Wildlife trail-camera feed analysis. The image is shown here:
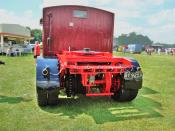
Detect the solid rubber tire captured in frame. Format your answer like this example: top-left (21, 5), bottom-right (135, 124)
top-left (37, 88), bottom-right (48, 106)
top-left (112, 89), bottom-right (138, 102)
top-left (128, 89), bottom-right (138, 101)
top-left (48, 88), bottom-right (59, 106)
top-left (77, 76), bottom-right (86, 94)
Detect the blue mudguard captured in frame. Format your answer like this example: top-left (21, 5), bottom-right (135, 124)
top-left (124, 57), bottom-right (143, 90)
top-left (125, 57), bottom-right (140, 67)
top-left (36, 56), bottom-right (60, 89)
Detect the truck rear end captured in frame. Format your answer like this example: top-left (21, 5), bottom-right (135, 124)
top-left (36, 5), bottom-right (143, 106)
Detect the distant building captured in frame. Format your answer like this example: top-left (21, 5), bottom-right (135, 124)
top-left (151, 44), bottom-right (164, 52)
top-left (0, 24), bottom-right (32, 54)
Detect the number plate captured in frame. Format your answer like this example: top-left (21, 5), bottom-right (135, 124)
top-left (124, 71), bottom-right (143, 80)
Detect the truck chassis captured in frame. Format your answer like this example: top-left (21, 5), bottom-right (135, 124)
top-left (36, 5), bottom-right (143, 106)
top-left (36, 50), bottom-right (142, 106)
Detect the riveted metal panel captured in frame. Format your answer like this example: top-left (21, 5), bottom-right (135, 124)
top-left (42, 5), bottom-right (114, 56)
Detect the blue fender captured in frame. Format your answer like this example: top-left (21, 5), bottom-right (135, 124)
top-left (129, 58), bottom-right (140, 67)
top-left (124, 57), bottom-right (141, 70)
top-left (123, 57), bottom-right (143, 90)
top-left (36, 56), bottom-right (60, 89)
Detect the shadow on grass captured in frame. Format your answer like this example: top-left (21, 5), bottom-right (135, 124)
top-left (41, 87), bottom-right (163, 124)
top-left (0, 95), bottom-right (32, 104)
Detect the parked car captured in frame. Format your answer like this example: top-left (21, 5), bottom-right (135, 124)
top-left (29, 43), bottom-right (35, 52)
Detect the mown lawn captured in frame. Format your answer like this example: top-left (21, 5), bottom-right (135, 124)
top-left (0, 53), bottom-right (175, 131)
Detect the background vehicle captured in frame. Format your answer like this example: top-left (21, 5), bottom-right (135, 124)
top-left (128, 44), bottom-right (143, 54)
top-left (36, 5), bottom-right (143, 106)
top-left (28, 43), bottom-right (35, 52)
top-left (0, 41), bottom-right (32, 55)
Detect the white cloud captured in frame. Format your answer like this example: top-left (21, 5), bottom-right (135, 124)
top-left (152, 0), bottom-right (165, 5)
top-left (116, 21), bottom-right (142, 35)
top-left (41, 0), bottom-right (175, 44)
top-left (0, 9), bottom-right (40, 29)
top-left (148, 8), bottom-right (175, 25)
top-left (113, 0), bottom-right (165, 11)
top-left (145, 23), bottom-right (175, 44)
top-left (93, 0), bottom-right (113, 5)
top-left (24, 10), bottom-right (33, 18)
top-left (117, 10), bottom-right (140, 18)
top-left (1, 0), bottom-right (173, 44)
top-left (145, 8), bottom-right (175, 43)
top-left (116, 20), bottom-right (175, 44)
top-left (42, 0), bottom-right (89, 7)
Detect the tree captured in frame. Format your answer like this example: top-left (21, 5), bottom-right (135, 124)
top-left (117, 34), bottom-right (128, 45)
top-left (117, 32), bottom-right (153, 45)
top-left (30, 29), bottom-right (42, 43)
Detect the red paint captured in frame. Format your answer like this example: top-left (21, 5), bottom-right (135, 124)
top-left (42, 5), bottom-right (114, 56)
top-left (86, 93), bottom-right (114, 96)
top-left (57, 50), bottom-right (133, 96)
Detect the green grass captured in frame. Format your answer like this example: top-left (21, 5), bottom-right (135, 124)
top-left (0, 53), bottom-right (175, 131)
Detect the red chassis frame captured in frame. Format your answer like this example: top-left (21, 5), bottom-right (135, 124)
top-left (57, 51), bottom-right (133, 96)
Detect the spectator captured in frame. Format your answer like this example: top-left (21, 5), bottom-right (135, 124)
top-left (6, 46), bottom-right (13, 56)
top-left (123, 46), bottom-right (126, 54)
top-left (158, 48), bottom-right (161, 55)
top-left (165, 48), bottom-right (168, 55)
top-left (34, 41), bottom-right (41, 63)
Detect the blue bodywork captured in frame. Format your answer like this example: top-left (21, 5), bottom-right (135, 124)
top-left (124, 57), bottom-right (143, 89)
top-left (128, 44), bottom-right (142, 53)
top-left (124, 57), bottom-right (143, 78)
top-left (36, 56), bottom-right (60, 89)
top-left (125, 57), bottom-right (140, 67)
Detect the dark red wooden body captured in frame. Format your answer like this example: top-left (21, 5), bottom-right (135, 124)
top-left (42, 5), bottom-right (114, 56)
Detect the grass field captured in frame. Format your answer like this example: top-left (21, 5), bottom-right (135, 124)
top-left (0, 53), bottom-right (175, 131)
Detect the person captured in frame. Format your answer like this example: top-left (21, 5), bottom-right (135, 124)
top-left (158, 48), bottom-right (161, 55)
top-left (173, 49), bottom-right (175, 55)
top-left (170, 49), bottom-right (174, 55)
top-left (165, 48), bottom-right (168, 55)
top-left (146, 48), bottom-right (151, 55)
top-left (14, 48), bottom-right (21, 56)
top-left (34, 41), bottom-right (40, 63)
top-left (123, 46), bottom-right (126, 54)
top-left (6, 46), bottom-right (13, 56)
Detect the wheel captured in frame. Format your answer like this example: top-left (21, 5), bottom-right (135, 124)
top-left (36, 87), bottom-right (47, 106)
top-left (76, 75), bottom-right (86, 95)
top-left (65, 74), bottom-right (86, 96)
top-left (65, 75), bottom-right (73, 97)
top-left (48, 88), bottom-right (59, 106)
top-left (112, 89), bottom-right (138, 102)
top-left (111, 76), bottom-right (139, 102)
top-left (128, 89), bottom-right (138, 101)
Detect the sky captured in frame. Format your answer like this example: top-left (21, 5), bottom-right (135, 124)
top-left (0, 0), bottom-right (175, 44)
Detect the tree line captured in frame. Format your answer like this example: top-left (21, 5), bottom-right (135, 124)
top-left (116, 32), bottom-right (153, 45)
top-left (115, 32), bottom-right (175, 48)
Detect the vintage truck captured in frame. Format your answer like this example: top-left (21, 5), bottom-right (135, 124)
top-left (36, 5), bottom-right (143, 106)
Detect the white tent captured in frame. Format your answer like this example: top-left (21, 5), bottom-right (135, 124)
top-left (0, 24), bottom-right (32, 54)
